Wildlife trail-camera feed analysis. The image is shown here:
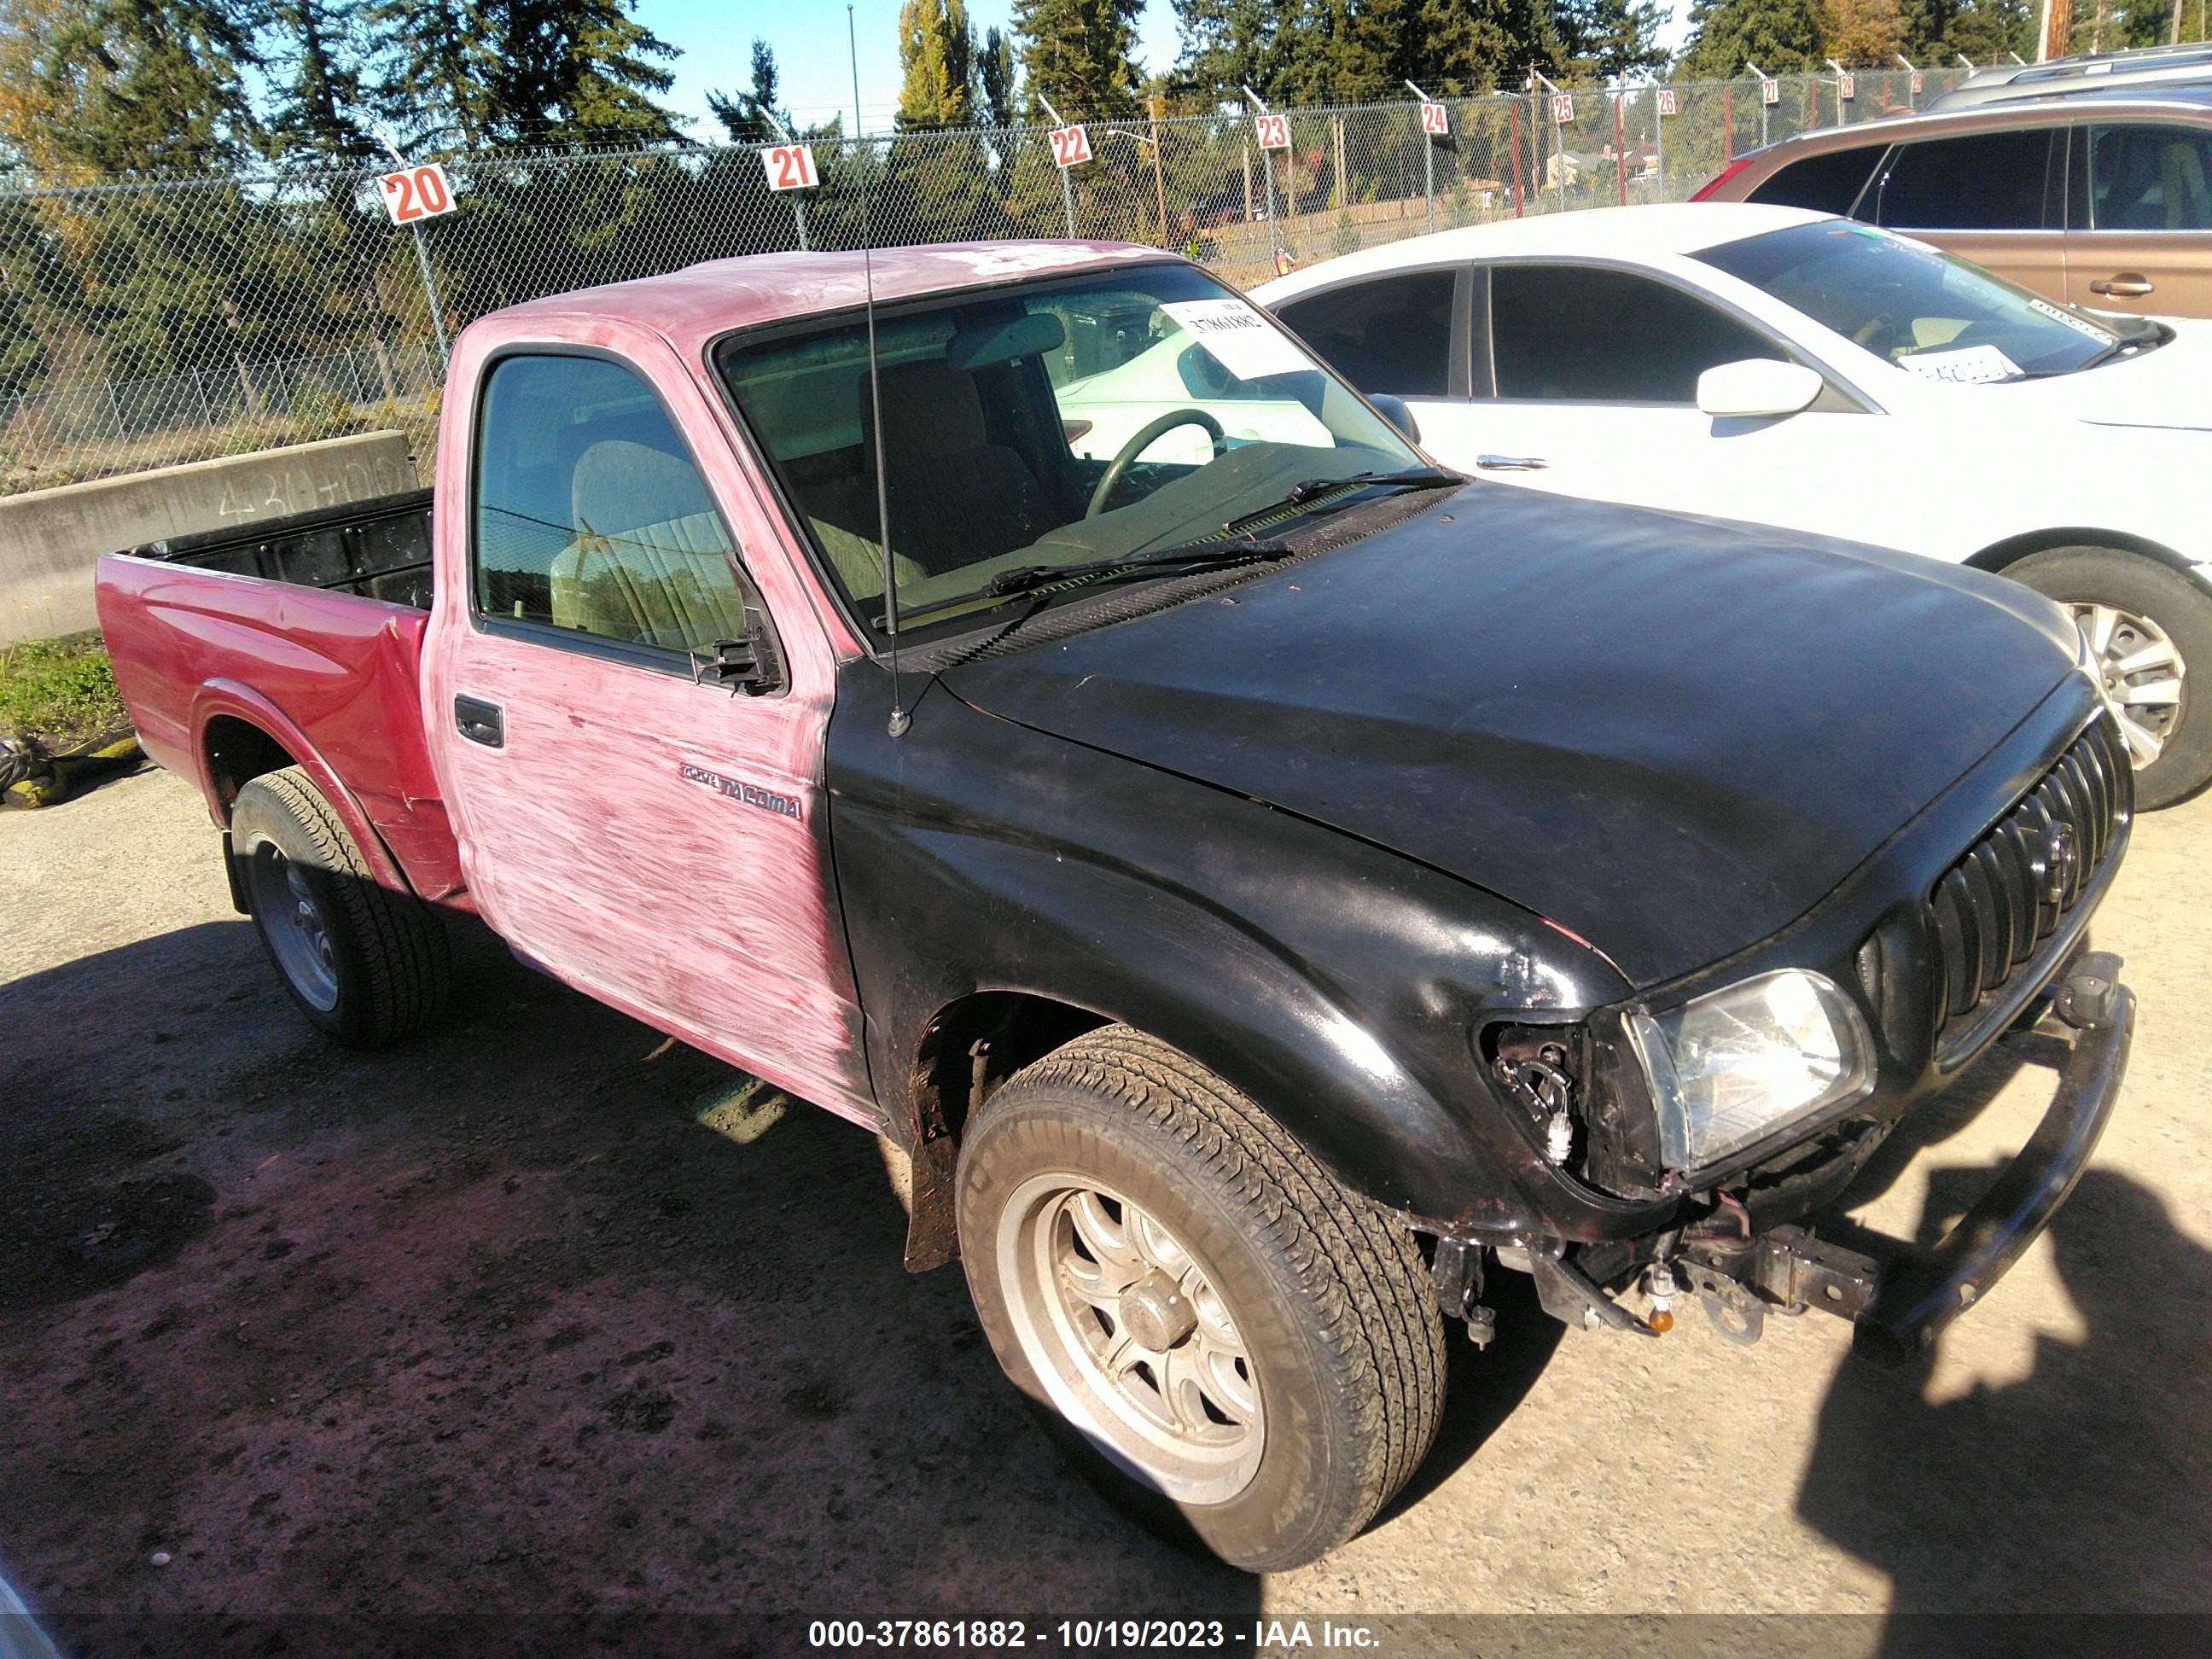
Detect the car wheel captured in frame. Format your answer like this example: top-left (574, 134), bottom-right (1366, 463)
top-left (954, 1025), bottom-right (1445, 1572)
top-left (230, 765), bottom-right (453, 1046)
top-left (2009, 546), bottom-right (2210, 811)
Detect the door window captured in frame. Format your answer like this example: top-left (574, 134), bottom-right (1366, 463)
top-left (472, 353), bottom-right (753, 655)
top-left (1876, 130), bottom-right (2055, 230)
top-left (2083, 124), bottom-right (2212, 230)
top-left (1744, 144), bottom-right (1889, 216)
top-left (1488, 265), bottom-right (1785, 403)
top-left (1272, 269), bottom-right (1457, 397)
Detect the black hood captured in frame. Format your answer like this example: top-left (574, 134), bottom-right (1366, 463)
top-left (940, 485), bottom-right (2079, 989)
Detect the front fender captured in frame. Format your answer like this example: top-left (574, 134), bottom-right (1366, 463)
top-left (829, 674), bottom-right (1662, 1243)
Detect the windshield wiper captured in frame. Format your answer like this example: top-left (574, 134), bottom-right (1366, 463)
top-left (984, 536), bottom-right (1289, 597)
top-left (1220, 467), bottom-right (1463, 535)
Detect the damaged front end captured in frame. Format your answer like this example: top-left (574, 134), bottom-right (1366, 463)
top-left (1456, 948), bottom-right (2133, 1365)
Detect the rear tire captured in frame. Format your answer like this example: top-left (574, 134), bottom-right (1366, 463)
top-left (230, 766), bottom-right (452, 1047)
top-left (954, 1025), bottom-right (1445, 1572)
top-left (2007, 545), bottom-right (2210, 810)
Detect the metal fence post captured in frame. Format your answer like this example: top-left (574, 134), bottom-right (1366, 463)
top-left (190, 368), bottom-right (212, 430)
top-left (408, 224), bottom-right (451, 363)
top-left (1406, 81), bottom-right (1436, 233)
top-left (1243, 86), bottom-right (1279, 269)
top-left (1509, 100), bottom-right (1524, 218)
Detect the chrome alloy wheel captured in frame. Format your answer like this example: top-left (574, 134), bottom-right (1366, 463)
top-left (2072, 601), bottom-right (2187, 769)
top-left (997, 1175), bottom-right (1264, 1505)
top-left (247, 845), bottom-right (341, 1012)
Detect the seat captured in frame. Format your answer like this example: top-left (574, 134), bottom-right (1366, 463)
top-left (2159, 137), bottom-right (2210, 230)
top-left (550, 439), bottom-right (752, 649)
top-left (861, 358), bottom-right (1059, 573)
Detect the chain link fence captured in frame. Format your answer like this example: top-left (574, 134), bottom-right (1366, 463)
top-left (0, 67), bottom-right (1973, 498)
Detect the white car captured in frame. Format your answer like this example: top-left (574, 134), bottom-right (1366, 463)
top-left (1255, 203), bottom-right (2212, 807)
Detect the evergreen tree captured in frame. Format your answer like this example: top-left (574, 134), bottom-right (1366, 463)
top-left (979, 25), bottom-right (1019, 127)
top-left (1011, 0), bottom-right (1144, 119)
top-left (1822, 0), bottom-right (1907, 61)
top-left (895, 0), bottom-right (978, 129)
top-left (266, 0), bottom-right (375, 160)
top-left (707, 38), bottom-right (791, 143)
top-left (0, 0), bottom-right (265, 178)
top-left (1173, 0), bottom-right (1563, 106)
top-left (1677, 0), bottom-right (1827, 76)
top-left (1557, 0), bottom-right (1670, 79)
top-left (371, 1), bottom-right (680, 150)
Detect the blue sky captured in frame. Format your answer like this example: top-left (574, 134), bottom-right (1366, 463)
top-left (634, 1), bottom-right (1694, 137)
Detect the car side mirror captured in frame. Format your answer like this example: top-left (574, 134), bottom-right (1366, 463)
top-left (1696, 358), bottom-right (1825, 420)
top-left (1369, 393), bottom-right (1421, 444)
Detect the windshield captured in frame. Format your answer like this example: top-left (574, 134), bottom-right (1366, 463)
top-left (716, 262), bottom-right (1421, 643)
top-left (1695, 220), bottom-right (2122, 381)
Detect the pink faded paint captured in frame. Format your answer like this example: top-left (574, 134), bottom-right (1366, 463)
top-left (420, 306), bottom-right (876, 1126)
top-left (95, 556), bottom-right (467, 902)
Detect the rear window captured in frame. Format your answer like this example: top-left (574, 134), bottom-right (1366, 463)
top-left (1877, 130), bottom-right (2055, 230)
top-left (1745, 144), bottom-right (1888, 216)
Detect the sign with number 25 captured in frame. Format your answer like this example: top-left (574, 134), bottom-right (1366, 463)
top-left (762, 144), bottom-right (819, 193)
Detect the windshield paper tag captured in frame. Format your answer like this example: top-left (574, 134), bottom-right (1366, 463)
top-left (2026, 296), bottom-right (2119, 344)
top-left (1899, 345), bottom-right (2022, 386)
top-left (1161, 300), bottom-right (1312, 381)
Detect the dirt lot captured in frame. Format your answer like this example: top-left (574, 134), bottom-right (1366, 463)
top-left (3, 766), bottom-right (2207, 1656)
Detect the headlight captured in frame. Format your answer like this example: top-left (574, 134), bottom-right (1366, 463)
top-left (1624, 969), bottom-right (1873, 1172)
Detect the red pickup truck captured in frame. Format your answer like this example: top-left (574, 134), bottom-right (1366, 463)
top-left (98, 241), bottom-right (2136, 1571)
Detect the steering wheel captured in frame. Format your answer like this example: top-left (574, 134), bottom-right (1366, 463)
top-left (1086, 408), bottom-right (1228, 519)
top-left (1852, 311), bottom-right (1902, 358)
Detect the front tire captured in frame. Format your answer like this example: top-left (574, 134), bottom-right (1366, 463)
top-left (2008, 546), bottom-right (2210, 810)
top-left (954, 1026), bottom-right (1445, 1572)
top-left (231, 766), bottom-right (452, 1047)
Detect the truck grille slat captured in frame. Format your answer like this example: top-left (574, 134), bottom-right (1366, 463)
top-left (1924, 717), bottom-right (2128, 1056)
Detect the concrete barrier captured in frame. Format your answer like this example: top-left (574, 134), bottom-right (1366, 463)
top-left (0, 431), bottom-right (418, 643)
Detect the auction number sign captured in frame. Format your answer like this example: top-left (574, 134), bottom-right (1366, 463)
top-left (1254, 113), bottom-right (1290, 150)
top-left (1837, 73), bottom-right (1856, 101)
top-left (1419, 102), bottom-right (1449, 136)
top-left (379, 163), bottom-right (456, 225)
top-left (762, 143), bottom-right (819, 192)
top-left (1909, 69), bottom-right (1924, 94)
top-left (1551, 93), bottom-right (1575, 124)
top-left (1656, 88), bottom-right (1677, 117)
top-left (1761, 78), bottom-right (1782, 105)
top-left (1049, 124), bottom-right (1092, 168)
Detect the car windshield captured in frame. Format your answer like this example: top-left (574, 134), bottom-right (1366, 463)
top-left (1695, 220), bottom-right (2122, 381)
top-left (715, 261), bottom-right (1422, 644)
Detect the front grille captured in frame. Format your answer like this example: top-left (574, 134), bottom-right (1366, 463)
top-left (1927, 715), bottom-right (2129, 1050)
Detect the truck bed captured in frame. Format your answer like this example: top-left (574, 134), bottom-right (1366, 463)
top-left (96, 486), bottom-right (464, 903)
top-left (121, 487), bottom-right (434, 611)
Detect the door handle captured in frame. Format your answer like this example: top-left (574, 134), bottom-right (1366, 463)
top-left (2088, 275), bottom-right (2154, 297)
top-left (454, 695), bottom-right (504, 748)
top-left (1475, 453), bottom-right (1550, 471)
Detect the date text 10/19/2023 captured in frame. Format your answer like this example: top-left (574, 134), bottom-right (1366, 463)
top-left (806, 1620), bottom-right (1385, 1650)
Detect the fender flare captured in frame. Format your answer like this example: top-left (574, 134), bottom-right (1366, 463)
top-left (189, 678), bottom-right (416, 897)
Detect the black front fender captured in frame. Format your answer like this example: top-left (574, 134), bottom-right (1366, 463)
top-left (827, 672), bottom-right (1663, 1243)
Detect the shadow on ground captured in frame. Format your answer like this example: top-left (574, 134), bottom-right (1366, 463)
top-left (2, 919), bottom-right (1260, 1655)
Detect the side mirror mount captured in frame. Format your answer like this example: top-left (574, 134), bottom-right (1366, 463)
top-left (1696, 358), bottom-right (1825, 421)
top-left (1369, 393), bottom-right (1421, 445)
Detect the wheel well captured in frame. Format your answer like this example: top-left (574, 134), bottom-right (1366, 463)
top-left (907, 992), bottom-right (1109, 1148)
top-left (1966, 528), bottom-right (2194, 579)
top-left (204, 716), bottom-right (297, 819)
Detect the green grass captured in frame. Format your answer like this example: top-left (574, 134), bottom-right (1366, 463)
top-left (0, 637), bottom-right (129, 748)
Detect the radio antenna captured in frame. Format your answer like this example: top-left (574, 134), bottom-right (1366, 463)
top-left (849, 4), bottom-right (909, 738)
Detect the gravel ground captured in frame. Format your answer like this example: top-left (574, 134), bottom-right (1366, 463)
top-left (2, 766), bottom-right (2206, 1656)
